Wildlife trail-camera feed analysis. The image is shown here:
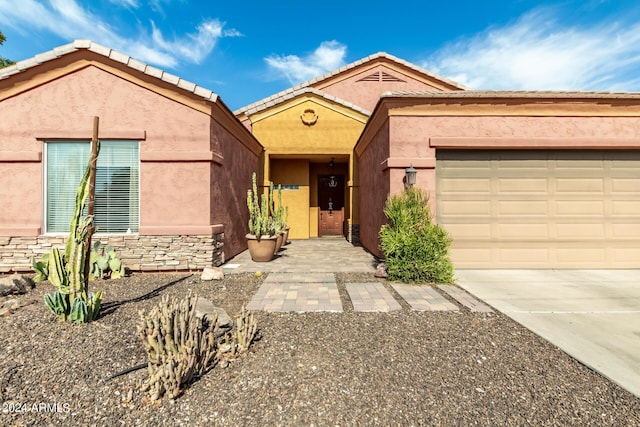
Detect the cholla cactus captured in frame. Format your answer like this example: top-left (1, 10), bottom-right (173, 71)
top-left (137, 293), bottom-right (220, 401)
top-left (219, 306), bottom-right (258, 358)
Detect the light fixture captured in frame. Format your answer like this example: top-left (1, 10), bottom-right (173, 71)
top-left (405, 165), bottom-right (417, 188)
top-left (329, 157), bottom-right (335, 169)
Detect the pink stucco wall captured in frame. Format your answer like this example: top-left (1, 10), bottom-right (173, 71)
top-left (0, 52), bottom-right (261, 268)
top-left (1, 65), bottom-right (213, 233)
top-left (318, 64), bottom-right (451, 112)
top-left (356, 120), bottom-right (391, 257)
top-left (210, 118), bottom-right (260, 260)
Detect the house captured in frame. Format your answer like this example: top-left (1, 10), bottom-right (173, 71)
top-left (1, 40), bottom-right (638, 271)
top-left (0, 40), bottom-right (262, 272)
top-left (235, 52), bottom-right (465, 242)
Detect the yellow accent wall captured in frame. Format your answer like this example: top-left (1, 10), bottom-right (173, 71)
top-left (270, 159), bottom-right (310, 239)
top-left (250, 94), bottom-right (368, 238)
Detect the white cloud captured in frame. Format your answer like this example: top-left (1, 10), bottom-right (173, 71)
top-left (424, 8), bottom-right (640, 91)
top-left (0, 0), bottom-right (238, 68)
top-left (151, 19), bottom-right (239, 64)
top-left (266, 40), bottom-right (347, 84)
top-left (108, 0), bottom-right (139, 8)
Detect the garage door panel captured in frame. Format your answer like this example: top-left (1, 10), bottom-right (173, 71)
top-left (437, 149), bottom-right (640, 268)
top-left (497, 223), bottom-right (550, 239)
top-left (612, 178), bottom-right (640, 192)
top-left (555, 223), bottom-right (605, 239)
top-left (445, 224), bottom-right (492, 239)
top-left (498, 248), bottom-right (549, 263)
top-left (612, 200), bottom-right (640, 215)
top-left (557, 248), bottom-right (605, 264)
top-left (556, 178), bottom-right (604, 193)
top-left (498, 200), bottom-right (548, 215)
top-left (498, 178), bottom-right (548, 192)
top-left (612, 223), bottom-right (640, 238)
top-left (555, 200), bottom-right (604, 215)
top-left (439, 178), bottom-right (491, 193)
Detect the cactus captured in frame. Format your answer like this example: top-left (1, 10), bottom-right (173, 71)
top-left (137, 293), bottom-right (221, 401)
top-left (219, 306), bottom-right (258, 359)
top-left (38, 142), bottom-right (103, 323)
top-left (90, 241), bottom-right (125, 280)
top-left (32, 253), bottom-right (50, 283)
top-left (247, 172), bottom-right (276, 240)
top-left (44, 290), bottom-right (68, 321)
top-left (233, 306), bottom-right (258, 354)
top-left (269, 183), bottom-right (287, 235)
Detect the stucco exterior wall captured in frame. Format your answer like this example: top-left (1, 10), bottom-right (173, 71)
top-left (251, 98), bottom-right (366, 155)
top-left (210, 118), bottom-right (261, 260)
top-left (0, 55), bottom-right (262, 271)
top-left (270, 159), bottom-right (310, 239)
top-left (317, 64), bottom-right (455, 112)
top-left (356, 120), bottom-right (391, 258)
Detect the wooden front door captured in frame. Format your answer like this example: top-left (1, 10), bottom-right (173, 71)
top-left (318, 174), bottom-right (344, 236)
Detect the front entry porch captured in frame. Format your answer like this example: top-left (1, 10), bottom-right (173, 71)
top-left (268, 155), bottom-right (358, 242)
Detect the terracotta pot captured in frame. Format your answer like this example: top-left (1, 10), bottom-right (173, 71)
top-left (283, 227), bottom-right (290, 245)
top-left (275, 233), bottom-right (284, 254)
top-left (246, 234), bottom-right (277, 262)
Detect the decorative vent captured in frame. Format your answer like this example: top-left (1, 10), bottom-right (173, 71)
top-left (381, 72), bottom-right (405, 82)
top-left (357, 71), bottom-right (406, 83)
top-left (358, 72), bottom-right (380, 82)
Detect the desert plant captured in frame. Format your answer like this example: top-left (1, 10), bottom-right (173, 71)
top-left (379, 187), bottom-right (454, 283)
top-left (137, 293), bottom-right (220, 401)
top-left (38, 143), bottom-right (103, 323)
top-left (270, 183), bottom-right (287, 235)
top-left (90, 241), bottom-right (125, 279)
top-left (219, 306), bottom-right (258, 358)
top-left (247, 172), bottom-right (276, 239)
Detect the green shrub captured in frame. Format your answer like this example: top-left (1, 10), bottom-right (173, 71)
top-left (379, 188), bottom-right (454, 283)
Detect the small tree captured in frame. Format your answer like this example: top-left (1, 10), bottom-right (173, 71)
top-left (0, 31), bottom-right (15, 68)
top-left (379, 188), bottom-right (454, 283)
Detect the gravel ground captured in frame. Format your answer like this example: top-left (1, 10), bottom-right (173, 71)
top-left (1, 272), bottom-right (639, 427)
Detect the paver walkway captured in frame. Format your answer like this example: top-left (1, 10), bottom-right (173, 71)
top-left (246, 273), bottom-right (342, 312)
top-left (223, 238), bottom-right (377, 274)
top-left (392, 283), bottom-right (459, 311)
top-left (346, 283), bottom-right (401, 312)
top-left (230, 239), bottom-right (491, 313)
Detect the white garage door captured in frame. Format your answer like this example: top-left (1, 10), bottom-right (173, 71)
top-left (436, 150), bottom-right (640, 268)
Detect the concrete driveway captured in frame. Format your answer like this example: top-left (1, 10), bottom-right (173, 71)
top-left (455, 269), bottom-right (640, 398)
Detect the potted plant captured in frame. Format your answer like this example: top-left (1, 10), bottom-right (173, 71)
top-left (246, 173), bottom-right (277, 262)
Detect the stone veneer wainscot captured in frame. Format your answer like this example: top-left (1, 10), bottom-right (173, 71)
top-left (0, 234), bottom-right (224, 273)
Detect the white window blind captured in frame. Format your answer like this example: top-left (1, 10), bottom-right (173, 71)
top-left (46, 141), bottom-right (139, 233)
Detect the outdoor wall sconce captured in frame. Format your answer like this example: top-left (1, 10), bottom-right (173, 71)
top-left (405, 165), bottom-right (417, 188)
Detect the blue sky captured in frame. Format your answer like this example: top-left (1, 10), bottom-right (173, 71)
top-left (1, 0), bottom-right (640, 111)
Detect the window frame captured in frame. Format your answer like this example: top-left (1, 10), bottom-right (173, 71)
top-left (43, 139), bottom-right (141, 235)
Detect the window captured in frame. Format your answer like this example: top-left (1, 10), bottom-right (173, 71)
top-left (45, 141), bottom-right (139, 233)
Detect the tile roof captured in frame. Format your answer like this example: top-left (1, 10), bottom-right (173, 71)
top-left (0, 39), bottom-right (220, 103)
top-left (241, 87), bottom-right (372, 117)
top-left (235, 52), bottom-right (467, 115)
top-left (380, 90), bottom-right (640, 99)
